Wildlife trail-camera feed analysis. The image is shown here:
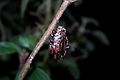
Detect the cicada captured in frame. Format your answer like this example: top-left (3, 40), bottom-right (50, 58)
top-left (49, 25), bottom-right (69, 61)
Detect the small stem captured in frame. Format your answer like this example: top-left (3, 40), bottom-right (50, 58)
top-left (54, 0), bottom-right (62, 14)
top-left (45, 0), bottom-right (52, 27)
top-left (16, 0), bottom-right (77, 80)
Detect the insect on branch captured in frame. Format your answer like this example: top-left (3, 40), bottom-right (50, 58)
top-left (16, 0), bottom-right (78, 80)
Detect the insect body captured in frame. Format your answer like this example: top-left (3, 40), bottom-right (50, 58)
top-left (49, 25), bottom-right (69, 61)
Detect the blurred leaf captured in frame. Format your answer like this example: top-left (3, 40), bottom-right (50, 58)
top-left (27, 68), bottom-right (51, 80)
top-left (0, 42), bottom-right (21, 55)
top-left (21, 0), bottom-right (30, 18)
top-left (19, 36), bottom-right (30, 48)
top-left (18, 35), bottom-right (39, 50)
top-left (78, 17), bottom-right (99, 35)
top-left (85, 40), bottom-right (95, 51)
top-left (10, 33), bottom-right (48, 50)
top-left (81, 16), bottom-right (99, 27)
top-left (60, 59), bottom-right (80, 80)
top-left (92, 30), bottom-right (109, 45)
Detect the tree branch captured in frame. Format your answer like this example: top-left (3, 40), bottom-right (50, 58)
top-left (16, 0), bottom-right (77, 80)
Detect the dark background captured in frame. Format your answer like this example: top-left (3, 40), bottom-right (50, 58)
top-left (64, 0), bottom-right (113, 80)
top-left (51, 0), bottom-right (113, 80)
top-left (0, 0), bottom-right (114, 80)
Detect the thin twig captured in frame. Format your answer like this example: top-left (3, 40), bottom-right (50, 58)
top-left (17, 0), bottom-right (77, 80)
top-left (45, 0), bottom-right (52, 27)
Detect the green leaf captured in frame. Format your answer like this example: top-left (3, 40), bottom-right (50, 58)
top-left (10, 34), bottom-right (46, 50)
top-left (27, 68), bottom-right (51, 80)
top-left (60, 59), bottom-right (80, 80)
top-left (19, 36), bottom-right (30, 48)
top-left (21, 0), bottom-right (30, 18)
top-left (0, 42), bottom-right (21, 55)
top-left (92, 30), bottom-right (109, 45)
top-left (18, 35), bottom-right (39, 50)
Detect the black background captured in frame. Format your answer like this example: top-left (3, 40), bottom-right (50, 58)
top-left (0, 0), bottom-right (115, 80)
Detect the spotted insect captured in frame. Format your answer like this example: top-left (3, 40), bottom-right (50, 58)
top-left (49, 25), bottom-right (69, 61)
